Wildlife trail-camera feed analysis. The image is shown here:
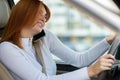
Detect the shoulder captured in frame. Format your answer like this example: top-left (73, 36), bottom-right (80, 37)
top-left (44, 29), bottom-right (57, 38)
top-left (0, 42), bottom-right (20, 53)
top-left (0, 42), bottom-right (17, 48)
top-left (0, 42), bottom-right (15, 60)
top-left (0, 42), bottom-right (22, 61)
top-left (44, 29), bottom-right (54, 35)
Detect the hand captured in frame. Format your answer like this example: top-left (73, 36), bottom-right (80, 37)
top-left (106, 34), bottom-right (118, 45)
top-left (87, 54), bottom-right (114, 77)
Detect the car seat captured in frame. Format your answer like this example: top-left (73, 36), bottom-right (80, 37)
top-left (0, 0), bottom-right (14, 80)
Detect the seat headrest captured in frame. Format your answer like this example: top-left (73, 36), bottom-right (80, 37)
top-left (0, 0), bottom-right (10, 29)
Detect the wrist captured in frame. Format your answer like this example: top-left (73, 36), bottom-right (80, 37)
top-left (87, 66), bottom-right (96, 77)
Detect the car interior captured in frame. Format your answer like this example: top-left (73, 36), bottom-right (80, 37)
top-left (0, 0), bottom-right (120, 80)
top-left (0, 0), bottom-right (14, 80)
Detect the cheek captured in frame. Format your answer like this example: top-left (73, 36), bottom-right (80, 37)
top-left (32, 24), bottom-right (42, 32)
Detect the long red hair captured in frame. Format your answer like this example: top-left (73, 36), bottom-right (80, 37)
top-left (0, 0), bottom-right (50, 48)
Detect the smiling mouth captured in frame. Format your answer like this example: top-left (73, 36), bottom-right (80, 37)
top-left (38, 23), bottom-right (41, 26)
top-left (36, 22), bottom-right (41, 27)
top-left (38, 22), bottom-right (45, 28)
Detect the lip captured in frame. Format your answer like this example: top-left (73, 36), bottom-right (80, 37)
top-left (38, 23), bottom-right (42, 27)
top-left (37, 22), bottom-right (45, 28)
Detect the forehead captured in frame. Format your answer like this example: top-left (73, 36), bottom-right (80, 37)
top-left (38, 4), bottom-right (47, 15)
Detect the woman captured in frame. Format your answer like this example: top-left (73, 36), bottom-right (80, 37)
top-left (0, 0), bottom-right (115, 80)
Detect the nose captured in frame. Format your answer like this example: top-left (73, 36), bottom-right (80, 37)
top-left (40, 16), bottom-right (46, 23)
top-left (42, 17), bottom-right (46, 22)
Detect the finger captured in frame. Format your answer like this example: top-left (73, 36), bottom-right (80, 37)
top-left (104, 59), bottom-right (114, 64)
top-left (102, 66), bottom-right (112, 71)
top-left (104, 54), bottom-right (114, 60)
top-left (103, 62), bottom-right (113, 68)
top-left (100, 60), bottom-right (113, 67)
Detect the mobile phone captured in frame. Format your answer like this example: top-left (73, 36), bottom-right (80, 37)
top-left (33, 30), bottom-right (46, 42)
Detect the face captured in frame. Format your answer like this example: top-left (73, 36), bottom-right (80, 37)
top-left (32, 5), bottom-right (47, 35)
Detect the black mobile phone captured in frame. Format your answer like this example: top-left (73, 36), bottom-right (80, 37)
top-left (33, 30), bottom-right (46, 42)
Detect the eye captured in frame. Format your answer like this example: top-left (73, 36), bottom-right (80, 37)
top-left (38, 12), bottom-right (47, 18)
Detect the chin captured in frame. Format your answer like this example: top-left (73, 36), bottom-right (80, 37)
top-left (36, 29), bottom-right (42, 33)
top-left (39, 29), bottom-right (43, 32)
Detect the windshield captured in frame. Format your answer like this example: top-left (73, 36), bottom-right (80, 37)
top-left (63, 0), bottom-right (120, 33)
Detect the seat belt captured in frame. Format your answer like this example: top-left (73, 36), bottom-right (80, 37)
top-left (33, 41), bottom-right (46, 75)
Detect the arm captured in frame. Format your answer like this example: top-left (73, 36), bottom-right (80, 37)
top-left (0, 42), bottom-right (90, 80)
top-left (46, 30), bottom-right (110, 68)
